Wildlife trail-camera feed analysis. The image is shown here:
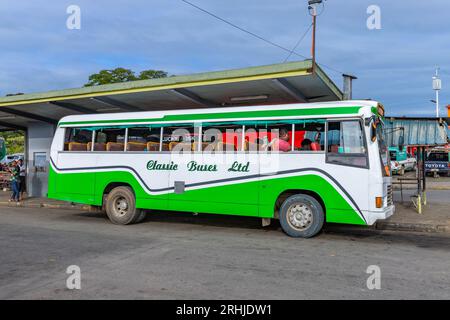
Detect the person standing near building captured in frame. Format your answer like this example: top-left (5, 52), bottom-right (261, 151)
top-left (18, 159), bottom-right (26, 200)
top-left (9, 160), bottom-right (21, 203)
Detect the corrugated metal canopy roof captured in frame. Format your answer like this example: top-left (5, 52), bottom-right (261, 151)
top-left (385, 118), bottom-right (449, 147)
top-left (0, 60), bottom-right (343, 131)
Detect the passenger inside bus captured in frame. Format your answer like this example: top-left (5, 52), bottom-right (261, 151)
top-left (264, 128), bottom-right (291, 152)
top-left (300, 139), bottom-right (312, 150)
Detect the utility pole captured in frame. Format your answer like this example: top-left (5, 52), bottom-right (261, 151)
top-left (432, 67), bottom-right (441, 118)
top-left (308, 0), bottom-right (323, 74)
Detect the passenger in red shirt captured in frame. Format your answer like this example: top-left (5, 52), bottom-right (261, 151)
top-left (268, 128), bottom-right (291, 152)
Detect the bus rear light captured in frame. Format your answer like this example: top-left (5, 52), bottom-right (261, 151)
top-left (384, 165), bottom-right (390, 176)
top-left (375, 197), bottom-right (383, 208)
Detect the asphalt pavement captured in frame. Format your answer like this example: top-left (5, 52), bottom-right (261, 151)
top-left (0, 206), bottom-right (449, 299)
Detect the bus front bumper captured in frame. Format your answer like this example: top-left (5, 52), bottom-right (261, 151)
top-left (365, 205), bottom-right (395, 225)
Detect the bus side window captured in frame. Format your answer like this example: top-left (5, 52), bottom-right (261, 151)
top-left (257, 123), bottom-right (292, 152)
top-left (201, 126), bottom-right (224, 152)
top-left (163, 125), bottom-right (196, 153)
top-left (294, 121), bottom-right (325, 152)
top-left (95, 128), bottom-right (125, 152)
top-left (198, 123), bottom-right (243, 152)
top-left (326, 120), bottom-right (368, 168)
top-left (64, 128), bottom-right (92, 151)
top-left (126, 127), bottom-right (161, 152)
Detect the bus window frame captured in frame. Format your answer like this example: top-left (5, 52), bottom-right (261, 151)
top-left (325, 118), bottom-right (370, 169)
top-left (59, 120), bottom-right (329, 154)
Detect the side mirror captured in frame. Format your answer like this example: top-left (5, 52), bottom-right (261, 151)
top-left (370, 121), bottom-right (377, 142)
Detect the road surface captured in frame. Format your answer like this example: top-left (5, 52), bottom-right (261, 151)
top-left (0, 206), bottom-right (448, 299)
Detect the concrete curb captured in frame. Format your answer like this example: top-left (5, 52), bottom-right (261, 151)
top-left (375, 221), bottom-right (449, 233)
top-left (393, 186), bottom-right (450, 191)
top-left (0, 201), bottom-right (90, 211)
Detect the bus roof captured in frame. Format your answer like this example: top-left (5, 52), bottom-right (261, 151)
top-left (59, 100), bottom-right (381, 127)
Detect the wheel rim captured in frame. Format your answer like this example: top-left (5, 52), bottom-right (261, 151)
top-left (286, 202), bottom-right (314, 231)
top-left (112, 196), bottom-right (129, 217)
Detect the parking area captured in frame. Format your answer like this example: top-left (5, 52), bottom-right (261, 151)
top-left (0, 201), bottom-right (449, 300)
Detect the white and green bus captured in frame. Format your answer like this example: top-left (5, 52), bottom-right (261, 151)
top-left (48, 100), bottom-right (394, 238)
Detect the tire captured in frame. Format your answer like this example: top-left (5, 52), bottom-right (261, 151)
top-left (279, 194), bottom-right (324, 238)
top-left (133, 210), bottom-right (147, 223)
top-left (105, 186), bottom-right (142, 225)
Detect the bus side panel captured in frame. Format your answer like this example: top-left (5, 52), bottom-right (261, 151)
top-left (167, 153), bottom-right (259, 217)
top-left (51, 153), bottom-right (97, 204)
top-left (258, 154), bottom-right (368, 225)
top-left (48, 167), bottom-right (98, 205)
top-left (94, 153), bottom-right (169, 210)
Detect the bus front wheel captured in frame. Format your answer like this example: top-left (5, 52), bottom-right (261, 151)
top-left (279, 194), bottom-right (324, 238)
top-left (105, 186), bottom-right (142, 225)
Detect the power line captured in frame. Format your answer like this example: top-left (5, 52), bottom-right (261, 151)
top-left (283, 23), bottom-right (313, 63)
top-left (180, 0), bottom-right (308, 59)
top-left (180, 0), bottom-right (345, 75)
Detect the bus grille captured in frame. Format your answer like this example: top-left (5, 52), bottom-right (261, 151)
top-left (387, 185), bottom-right (393, 206)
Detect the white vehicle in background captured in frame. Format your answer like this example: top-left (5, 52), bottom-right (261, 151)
top-left (389, 147), bottom-right (416, 175)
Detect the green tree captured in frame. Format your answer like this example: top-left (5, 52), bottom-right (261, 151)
top-left (84, 68), bottom-right (168, 86)
top-left (138, 70), bottom-right (168, 80)
top-left (84, 68), bottom-right (137, 86)
top-left (0, 131), bottom-right (25, 156)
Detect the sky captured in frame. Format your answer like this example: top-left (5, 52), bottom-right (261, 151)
top-left (0, 0), bottom-right (449, 117)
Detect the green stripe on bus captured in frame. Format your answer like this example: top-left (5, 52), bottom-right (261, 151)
top-left (58, 106), bottom-right (363, 126)
top-left (48, 166), bottom-right (366, 225)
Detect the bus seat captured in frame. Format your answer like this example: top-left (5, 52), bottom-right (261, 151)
top-left (222, 142), bottom-right (236, 151)
top-left (87, 142), bottom-right (106, 151)
top-left (106, 142), bottom-right (125, 151)
top-left (94, 143), bottom-right (106, 151)
top-left (236, 140), bottom-right (248, 151)
top-left (311, 142), bottom-right (321, 151)
top-left (247, 142), bottom-right (260, 152)
top-left (127, 142), bottom-right (146, 151)
top-left (68, 142), bottom-right (88, 151)
top-left (161, 143), bottom-right (170, 151)
top-left (192, 142), bottom-right (210, 151)
top-left (169, 141), bottom-right (191, 152)
top-left (146, 141), bottom-right (160, 151)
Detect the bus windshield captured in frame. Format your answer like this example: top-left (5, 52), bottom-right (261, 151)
top-left (376, 119), bottom-right (390, 175)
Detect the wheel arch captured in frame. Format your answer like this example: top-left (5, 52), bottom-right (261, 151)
top-left (102, 182), bottom-right (135, 205)
top-left (274, 189), bottom-right (326, 219)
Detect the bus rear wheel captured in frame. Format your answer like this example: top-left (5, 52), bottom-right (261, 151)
top-left (279, 194), bottom-right (324, 238)
top-left (105, 186), bottom-right (142, 225)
